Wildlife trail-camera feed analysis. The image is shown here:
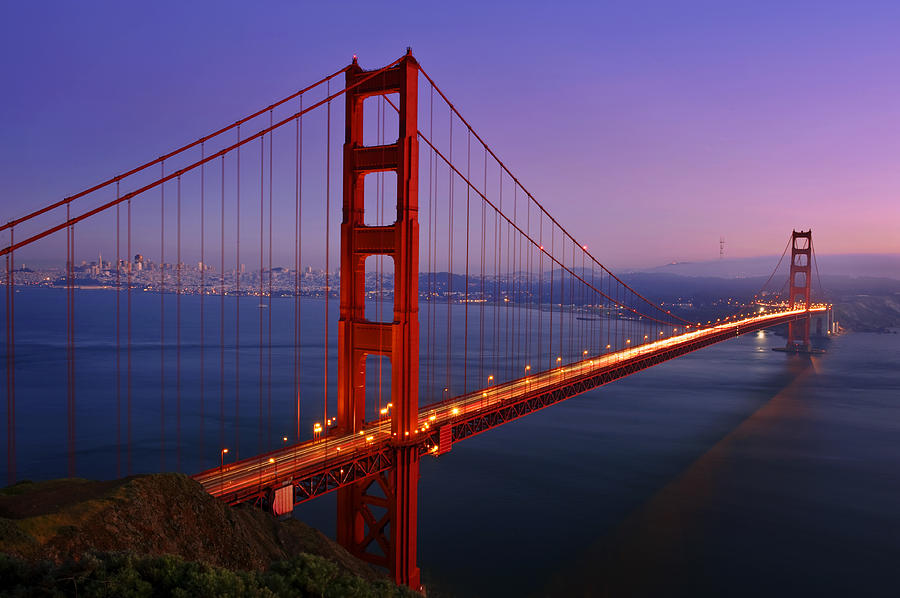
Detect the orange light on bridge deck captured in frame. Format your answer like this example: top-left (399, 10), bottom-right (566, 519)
top-left (313, 422), bottom-right (323, 439)
top-left (606, 344), bottom-right (611, 349)
top-left (583, 349), bottom-right (588, 356)
top-left (644, 335), bottom-right (648, 340)
top-left (429, 414), bottom-right (436, 421)
top-left (452, 407), bottom-right (459, 415)
top-left (626, 339), bottom-right (631, 344)
top-left (268, 457), bottom-right (275, 464)
top-left (380, 407), bottom-right (389, 416)
top-left (220, 448), bottom-right (229, 471)
top-left (556, 357), bottom-right (561, 366)
top-left (482, 392), bottom-right (487, 397)
top-left (488, 375), bottom-right (494, 385)
top-left (366, 435), bottom-right (374, 443)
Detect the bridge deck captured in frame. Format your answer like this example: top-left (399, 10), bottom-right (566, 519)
top-left (194, 307), bottom-right (825, 506)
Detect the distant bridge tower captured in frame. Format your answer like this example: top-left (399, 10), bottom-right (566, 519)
top-left (336, 50), bottom-right (421, 590)
top-left (786, 230), bottom-right (812, 351)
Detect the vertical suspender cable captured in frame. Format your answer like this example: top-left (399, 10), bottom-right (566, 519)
top-left (558, 231), bottom-right (564, 362)
top-left (479, 147), bottom-right (486, 399)
top-left (569, 242), bottom-right (575, 360)
top-left (504, 185), bottom-right (511, 379)
top-left (511, 187), bottom-right (517, 375)
top-left (294, 95), bottom-right (303, 442)
top-left (446, 111), bottom-right (453, 397)
top-left (5, 227), bottom-right (14, 484)
top-left (257, 134), bottom-right (264, 481)
top-left (235, 127), bottom-right (241, 459)
top-left (426, 85), bottom-right (434, 400)
top-left (538, 214), bottom-right (544, 370)
top-left (127, 194), bottom-right (132, 473)
top-left (200, 143), bottom-right (205, 465)
top-left (513, 187), bottom-right (521, 370)
top-left (160, 162), bottom-right (166, 472)
top-left (588, 251), bottom-right (593, 353)
top-left (431, 106), bottom-right (439, 401)
top-left (463, 130), bottom-right (470, 394)
top-left (527, 201), bottom-right (532, 370)
top-left (547, 225), bottom-right (556, 368)
top-left (220, 155), bottom-right (226, 457)
top-left (259, 136), bottom-right (264, 455)
top-left (494, 173), bottom-right (501, 382)
top-left (324, 80), bottom-right (331, 444)
top-left (66, 205), bottom-right (75, 476)
top-left (268, 110), bottom-right (274, 449)
top-left (115, 184), bottom-right (121, 477)
top-left (177, 175), bottom-right (182, 471)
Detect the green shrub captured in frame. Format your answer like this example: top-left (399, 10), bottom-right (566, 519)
top-left (0, 551), bottom-right (420, 598)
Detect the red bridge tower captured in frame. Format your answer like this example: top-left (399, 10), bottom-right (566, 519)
top-left (786, 230), bottom-right (812, 351)
top-left (336, 51), bottom-right (421, 590)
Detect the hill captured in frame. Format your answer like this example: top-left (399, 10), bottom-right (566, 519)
top-left (0, 473), bottom-right (417, 597)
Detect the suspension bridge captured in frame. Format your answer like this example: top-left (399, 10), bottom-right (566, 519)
top-left (1, 50), bottom-right (830, 590)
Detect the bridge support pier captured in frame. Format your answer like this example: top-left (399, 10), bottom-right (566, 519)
top-left (335, 51), bottom-right (421, 590)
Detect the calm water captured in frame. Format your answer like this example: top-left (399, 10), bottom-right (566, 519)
top-left (3, 288), bottom-right (900, 597)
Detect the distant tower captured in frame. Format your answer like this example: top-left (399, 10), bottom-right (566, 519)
top-left (719, 236), bottom-right (725, 259)
top-left (786, 230), bottom-right (813, 351)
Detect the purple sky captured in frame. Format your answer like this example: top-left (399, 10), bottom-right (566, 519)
top-left (2, 1), bottom-right (899, 269)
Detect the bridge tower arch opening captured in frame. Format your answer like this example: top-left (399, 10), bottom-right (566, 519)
top-left (336, 50), bottom-right (421, 590)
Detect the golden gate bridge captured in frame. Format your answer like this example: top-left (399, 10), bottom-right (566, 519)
top-left (1, 50), bottom-right (829, 590)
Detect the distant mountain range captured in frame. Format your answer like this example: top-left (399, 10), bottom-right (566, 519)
top-left (637, 253), bottom-right (900, 280)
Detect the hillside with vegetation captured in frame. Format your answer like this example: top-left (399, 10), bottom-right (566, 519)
top-left (0, 473), bottom-right (418, 597)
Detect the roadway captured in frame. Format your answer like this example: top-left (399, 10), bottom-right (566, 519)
top-left (194, 305), bottom-right (827, 504)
